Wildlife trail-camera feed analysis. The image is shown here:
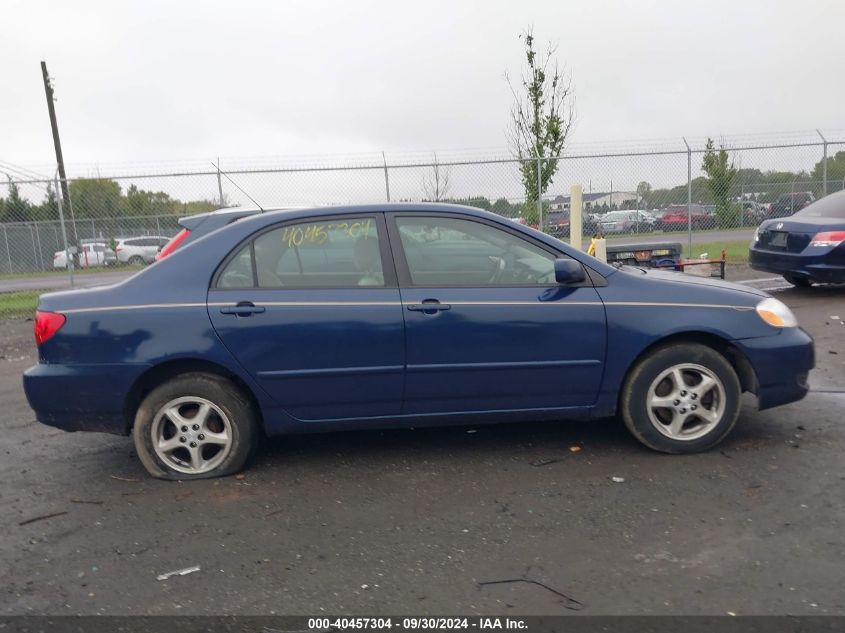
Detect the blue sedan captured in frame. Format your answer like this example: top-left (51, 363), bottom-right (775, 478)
top-left (750, 190), bottom-right (845, 286)
top-left (24, 204), bottom-right (814, 479)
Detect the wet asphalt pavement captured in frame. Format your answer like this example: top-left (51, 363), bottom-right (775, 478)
top-left (0, 280), bottom-right (843, 616)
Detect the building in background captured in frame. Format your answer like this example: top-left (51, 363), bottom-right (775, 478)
top-left (550, 191), bottom-right (638, 212)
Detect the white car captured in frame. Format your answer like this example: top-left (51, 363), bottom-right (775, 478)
top-left (114, 236), bottom-right (170, 265)
top-left (53, 242), bottom-right (116, 269)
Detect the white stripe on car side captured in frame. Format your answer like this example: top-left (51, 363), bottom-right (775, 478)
top-left (56, 301), bottom-right (755, 314)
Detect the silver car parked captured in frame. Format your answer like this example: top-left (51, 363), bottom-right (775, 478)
top-left (599, 210), bottom-right (656, 234)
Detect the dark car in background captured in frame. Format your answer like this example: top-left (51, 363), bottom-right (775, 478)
top-left (769, 192), bottom-right (815, 219)
top-left (741, 201), bottom-right (769, 225)
top-left (546, 210), bottom-right (599, 237)
top-left (156, 207), bottom-right (262, 261)
top-left (749, 190), bottom-right (845, 286)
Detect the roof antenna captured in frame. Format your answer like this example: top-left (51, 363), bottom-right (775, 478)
top-left (211, 161), bottom-right (265, 212)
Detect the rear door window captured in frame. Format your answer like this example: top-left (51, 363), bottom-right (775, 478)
top-left (216, 217), bottom-right (386, 289)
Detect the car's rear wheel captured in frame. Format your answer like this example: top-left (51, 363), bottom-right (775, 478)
top-left (783, 274), bottom-right (812, 288)
top-left (128, 255), bottom-right (144, 266)
top-left (620, 343), bottom-right (741, 453)
top-left (132, 373), bottom-right (259, 479)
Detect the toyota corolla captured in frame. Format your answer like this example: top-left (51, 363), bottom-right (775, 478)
top-left (24, 204), bottom-right (814, 479)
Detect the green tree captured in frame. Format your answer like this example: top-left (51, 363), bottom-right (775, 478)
top-left (32, 182), bottom-right (59, 221)
top-left (446, 196), bottom-right (492, 211)
top-left (506, 26), bottom-right (574, 225)
top-left (69, 178), bottom-right (122, 218)
top-left (636, 181), bottom-right (652, 206)
top-left (701, 138), bottom-right (739, 227)
top-left (180, 199), bottom-right (218, 215)
top-left (492, 197), bottom-right (517, 217)
top-left (124, 184), bottom-right (179, 216)
top-left (1, 178), bottom-right (32, 222)
top-left (812, 150), bottom-right (845, 195)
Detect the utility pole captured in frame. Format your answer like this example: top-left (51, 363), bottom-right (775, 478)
top-left (41, 61), bottom-right (78, 260)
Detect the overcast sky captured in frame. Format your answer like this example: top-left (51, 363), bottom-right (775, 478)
top-left (2, 0), bottom-right (844, 174)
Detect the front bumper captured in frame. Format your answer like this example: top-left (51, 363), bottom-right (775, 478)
top-left (734, 327), bottom-right (814, 410)
top-left (23, 362), bottom-right (150, 435)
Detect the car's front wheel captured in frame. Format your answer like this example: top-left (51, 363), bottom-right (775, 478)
top-left (620, 343), bottom-right (741, 453)
top-left (132, 373), bottom-right (259, 479)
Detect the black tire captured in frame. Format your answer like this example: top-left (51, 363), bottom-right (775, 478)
top-left (620, 343), bottom-right (741, 454)
top-left (783, 274), bottom-right (812, 288)
top-left (132, 372), bottom-right (259, 480)
top-left (128, 255), bottom-right (144, 266)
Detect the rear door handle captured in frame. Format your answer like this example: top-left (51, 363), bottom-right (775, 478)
top-left (220, 302), bottom-right (266, 316)
top-left (407, 300), bottom-right (451, 313)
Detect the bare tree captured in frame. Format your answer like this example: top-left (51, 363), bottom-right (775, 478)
top-left (422, 153), bottom-right (452, 202)
top-left (506, 26), bottom-right (575, 222)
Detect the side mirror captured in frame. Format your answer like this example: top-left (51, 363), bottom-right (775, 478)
top-left (554, 258), bottom-right (587, 285)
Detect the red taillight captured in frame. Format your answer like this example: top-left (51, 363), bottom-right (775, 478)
top-left (53, 253), bottom-right (60, 260)
top-left (34, 310), bottom-right (66, 345)
top-left (810, 231), bottom-right (845, 248)
top-left (156, 229), bottom-right (191, 261)
top-left (115, 246), bottom-right (122, 252)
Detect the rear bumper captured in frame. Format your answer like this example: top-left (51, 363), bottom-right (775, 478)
top-left (734, 327), bottom-right (814, 410)
top-left (749, 248), bottom-right (845, 283)
top-left (23, 362), bottom-right (150, 435)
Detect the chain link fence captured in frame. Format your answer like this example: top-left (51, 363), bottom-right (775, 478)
top-left (1, 130), bottom-right (843, 318)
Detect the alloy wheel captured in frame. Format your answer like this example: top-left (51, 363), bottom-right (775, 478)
top-left (150, 396), bottom-right (233, 475)
top-left (646, 363), bottom-right (726, 441)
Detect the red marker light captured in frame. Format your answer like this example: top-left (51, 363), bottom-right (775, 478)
top-left (34, 310), bottom-right (66, 345)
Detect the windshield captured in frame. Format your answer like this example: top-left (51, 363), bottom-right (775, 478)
top-left (796, 192), bottom-right (845, 219)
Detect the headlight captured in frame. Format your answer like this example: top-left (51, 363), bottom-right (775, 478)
top-left (753, 227), bottom-right (761, 242)
top-left (756, 297), bottom-right (797, 328)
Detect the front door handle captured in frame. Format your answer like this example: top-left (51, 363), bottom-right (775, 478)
top-left (407, 300), bottom-right (451, 313)
top-left (220, 302), bottom-right (266, 316)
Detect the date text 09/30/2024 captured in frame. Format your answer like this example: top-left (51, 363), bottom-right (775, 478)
top-left (307, 617), bottom-right (527, 630)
